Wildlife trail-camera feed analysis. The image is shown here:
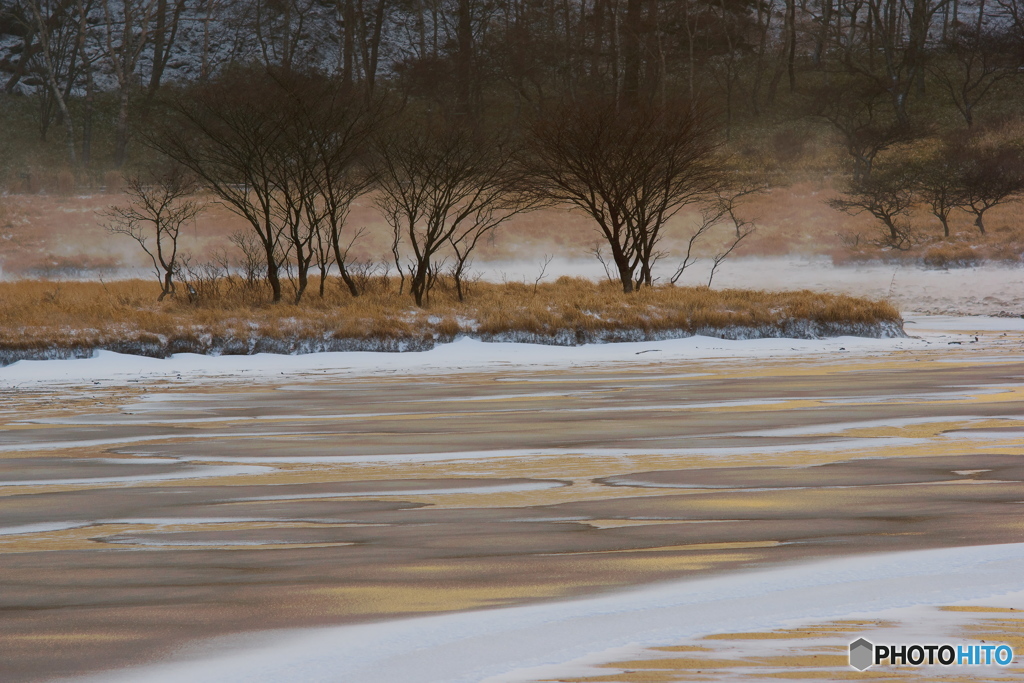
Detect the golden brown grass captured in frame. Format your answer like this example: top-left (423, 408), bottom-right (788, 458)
top-left (832, 221), bottom-right (1024, 267)
top-left (0, 276), bottom-right (901, 359)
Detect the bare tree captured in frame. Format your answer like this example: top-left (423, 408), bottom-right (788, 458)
top-left (267, 74), bottom-right (386, 303)
top-left (3, 1), bottom-right (38, 95)
top-left (956, 141), bottom-right (1024, 235)
top-left (525, 96), bottom-right (720, 293)
top-left (357, 0), bottom-right (391, 96)
top-left (269, 119), bottom-right (318, 303)
top-left (913, 148), bottom-right (967, 237)
top-left (24, 0), bottom-right (85, 161)
top-left (229, 229), bottom-right (267, 292)
top-left (75, 0), bottom-right (100, 165)
top-left (102, 167), bottom-right (204, 300)
top-left (248, 0), bottom-right (321, 72)
top-left (828, 165), bottom-right (916, 248)
top-left (374, 119), bottom-right (534, 306)
top-left (101, 0), bottom-right (159, 165)
top-left (296, 81), bottom-right (384, 297)
top-left (706, 186), bottom-right (759, 286)
top-left (146, 0), bottom-right (187, 97)
top-left (929, 4), bottom-right (1020, 126)
top-left (669, 203), bottom-right (725, 285)
top-left (808, 79), bottom-right (920, 181)
top-left (531, 253), bottom-right (553, 295)
top-left (445, 166), bottom-right (540, 302)
top-left (149, 69), bottom-right (291, 302)
top-left (843, 0), bottom-right (952, 125)
top-left (197, 0), bottom-right (218, 80)
top-left (668, 187), bottom-right (758, 287)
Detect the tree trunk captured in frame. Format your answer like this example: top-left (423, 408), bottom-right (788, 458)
top-left (456, 0), bottom-right (473, 116)
top-left (77, 0), bottom-right (94, 166)
top-left (410, 264), bottom-right (428, 306)
top-left (30, 0), bottom-right (77, 164)
top-left (785, 0), bottom-right (796, 90)
top-left (158, 270), bottom-right (174, 301)
top-left (265, 243), bottom-right (283, 302)
top-left (338, 261), bottom-right (360, 296)
top-left (148, 0), bottom-right (168, 94)
top-left (342, 0), bottom-right (355, 90)
top-left (884, 216), bottom-right (899, 240)
top-left (453, 261), bottom-right (466, 302)
top-left (81, 76), bottom-right (94, 165)
top-left (610, 244), bottom-right (634, 293)
top-left (750, 0), bottom-right (772, 116)
top-left (592, 0), bottom-right (604, 83)
top-left (295, 269), bottom-right (307, 303)
top-left (623, 0), bottom-right (642, 103)
top-left (4, 26), bottom-right (38, 94)
top-left (201, 0), bottom-right (215, 80)
top-left (114, 87), bottom-right (131, 166)
top-left (643, 0), bottom-right (658, 95)
top-left (330, 236), bottom-right (361, 296)
top-left (814, 0), bottom-right (832, 66)
top-left (360, 0), bottom-right (387, 96)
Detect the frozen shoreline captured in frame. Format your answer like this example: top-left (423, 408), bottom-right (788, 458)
top-left (0, 317), bottom-right (904, 367)
top-left (1, 314), bottom-right (1020, 389)
top-left (66, 542), bottom-right (1024, 683)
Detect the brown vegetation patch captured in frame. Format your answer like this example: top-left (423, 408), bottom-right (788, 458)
top-left (0, 276), bottom-right (902, 362)
top-left (834, 222), bottom-right (1024, 267)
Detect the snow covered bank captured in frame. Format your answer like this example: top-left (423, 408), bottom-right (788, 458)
top-left (0, 327), bottom-right (923, 388)
top-left (0, 314), bottom-right (1014, 388)
top-left (0, 318), bottom-right (904, 367)
top-left (69, 542), bottom-right (1024, 683)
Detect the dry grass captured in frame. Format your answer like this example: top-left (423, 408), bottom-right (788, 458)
top-left (832, 219), bottom-right (1024, 267)
top-left (0, 276), bottom-right (901, 360)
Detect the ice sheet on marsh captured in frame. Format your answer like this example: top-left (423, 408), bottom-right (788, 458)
top-left (0, 432), bottom-right (298, 453)
top-left (232, 480), bottom-right (568, 501)
top-left (158, 438), bottom-right (927, 465)
top-left (0, 464), bottom-right (272, 487)
top-left (66, 542), bottom-right (1024, 683)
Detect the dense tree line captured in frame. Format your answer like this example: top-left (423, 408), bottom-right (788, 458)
top-left (5, 0), bottom-right (1024, 166)
top-left (8, 0), bottom-right (1024, 303)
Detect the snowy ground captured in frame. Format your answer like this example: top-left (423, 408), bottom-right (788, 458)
top-left (1, 313), bottom-right (1020, 389)
top-left (68, 543), bottom-right (1024, 683)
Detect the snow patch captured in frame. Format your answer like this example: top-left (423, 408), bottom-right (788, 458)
top-left (67, 542), bottom-right (1024, 683)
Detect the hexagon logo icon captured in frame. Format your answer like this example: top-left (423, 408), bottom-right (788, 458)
top-left (849, 638), bottom-right (874, 671)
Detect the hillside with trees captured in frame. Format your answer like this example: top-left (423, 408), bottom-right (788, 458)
top-left (2, 0), bottom-right (1024, 312)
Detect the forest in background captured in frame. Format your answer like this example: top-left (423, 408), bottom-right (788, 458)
top-left (3, 0), bottom-right (1024, 301)
top-left (3, 0), bottom-right (1024, 171)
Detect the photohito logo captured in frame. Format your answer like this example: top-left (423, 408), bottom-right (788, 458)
top-left (849, 638), bottom-right (1014, 671)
